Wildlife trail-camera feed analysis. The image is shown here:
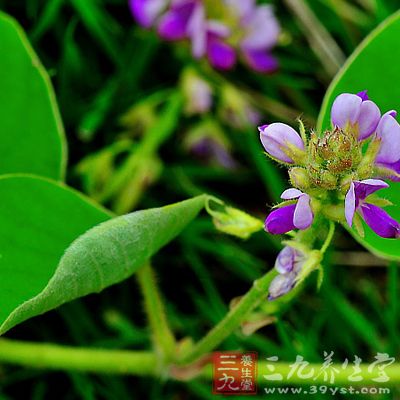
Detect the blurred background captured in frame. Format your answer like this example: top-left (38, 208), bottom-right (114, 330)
top-left (0, 0), bottom-right (399, 398)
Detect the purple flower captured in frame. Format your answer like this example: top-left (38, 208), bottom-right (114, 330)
top-left (158, 2), bottom-right (236, 70)
top-left (130, 0), bottom-right (280, 72)
top-left (205, 23), bottom-right (236, 70)
top-left (189, 137), bottom-right (237, 169)
top-left (345, 179), bottom-right (400, 239)
top-left (265, 188), bottom-right (313, 234)
top-left (129, 0), bottom-right (168, 28)
top-left (158, 0), bottom-right (199, 40)
top-left (331, 91), bottom-right (381, 140)
top-left (224, 0), bottom-right (279, 73)
top-left (268, 246), bottom-right (304, 300)
top-left (239, 4), bottom-right (280, 73)
top-left (258, 123), bottom-right (305, 164)
top-left (375, 111), bottom-right (400, 181)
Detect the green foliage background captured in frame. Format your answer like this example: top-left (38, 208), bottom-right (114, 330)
top-left (0, 1), bottom-right (399, 399)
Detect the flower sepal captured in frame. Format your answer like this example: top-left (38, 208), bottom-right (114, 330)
top-left (373, 165), bottom-right (400, 181)
top-left (261, 140), bottom-right (307, 167)
top-left (356, 137), bottom-right (382, 179)
top-left (284, 141), bottom-right (308, 166)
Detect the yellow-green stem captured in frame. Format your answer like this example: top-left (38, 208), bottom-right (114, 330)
top-left (137, 263), bottom-right (176, 364)
top-left (177, 269), bottom-right (276, 365)
top-left (1, 339), bottom-right (400, 386)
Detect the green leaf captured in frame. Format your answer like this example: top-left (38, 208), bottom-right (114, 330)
top-left (0, 175), bottom-right (206, 335)
top-left (0, 12), bottom-right (67, 180)
top-left (317, 11), bottom-right (400, 260)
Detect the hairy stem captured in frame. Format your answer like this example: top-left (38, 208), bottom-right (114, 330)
top-left (1, 338), bottom-right (400, 386)
top-left (176, 269), bottom-right (276, 365)
top-left (320, 221), bottom-right (336, 254)
top-left (137, 263), bottom-right (176, 364)
top-left (0, 338), bottom-right (157, 375)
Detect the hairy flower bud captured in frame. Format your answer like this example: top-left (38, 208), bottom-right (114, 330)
top-left (268, 246), bottom-right (305, 300)
top-left (331, 92), bottom-right (381, 140)
top-left (289, 167), bottom-right (310, 190)
top-left (258, 123), bottom-right (306, 164)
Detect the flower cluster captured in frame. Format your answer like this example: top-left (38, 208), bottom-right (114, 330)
top-left (259, 91), bottom-right (400, 299)
top-left (129, 0), bottom-right (280, 72)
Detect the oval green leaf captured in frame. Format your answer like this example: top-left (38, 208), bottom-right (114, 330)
top-left (0, 175), bottom-right (206, 335)
top-left (317, 11), bottom-right (400, 260)
top-left (0, 12), bottom-right (67, 180)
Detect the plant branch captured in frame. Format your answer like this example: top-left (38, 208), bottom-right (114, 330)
top-left (176, 269), bottom-right (276, 365)
top-left (0, 338), bottom-right (157, 376)
top-left (1, 338), bottom-right (400, 386)
top-left (137, 263), bottom-right (176, 364)
top-left (320, 221), bottom-right (335, 254)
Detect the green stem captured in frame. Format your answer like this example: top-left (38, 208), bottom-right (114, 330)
top-left (283, 0), bottom-right (345, 77)
top-left (99, 91), bottom-right (182, 213)
top-left (320, 221), bottom-right (336, 254)
top-left (0, 338), bottom-right (157, 376)
top-left (1, 338), bottom-right (400, 386)
top-left (137, 263), bottom-right (176, 364)
top-left (177, 269), bottom-right (276, 365)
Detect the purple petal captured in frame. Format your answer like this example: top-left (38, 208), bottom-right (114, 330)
top-left (331, 93), bottom-right (362, 129)
top-left (268, 272), bottom-right (296, 300)
top-left (376, 112), bottom-right (400, 164)
top-left (377, 160), bottom-right (400, 182)
top-left (265, 204), bottom-right (296, 235)
top-left (281, 188), bottom-right (303, 200)
top-left (206, 20), bottom-right (230, 38)
top-left (187, 3), bottom-right (206, 58)
top-left (353, 179), bottom-right (389, 203)
top-left (225, 0), bottom-right (256, 19)
top-left (357, 100), bottom-right (381, 140)
top-left (275, 246), bottom-right (297, 274)
top-left (158, 10), bottom-right (190, 39)
top-left (240, 5), bottom-right (280, 51)
top-left (345, 182), bottom-right (356, 227)
top-left (259, 123), bottom-right (304, 164)
top-left (241, 49), bottom-right (278, 73)
top-left (130, 0), bottom-right (167, 28)
top-left (207, 38), bottom-right (236, 70)
top-left (293, 194), bottom-right (313, 230)
top-left (356, 90), bottom-right (369, 101)
top-left (360, 203), bottom-right (400, 239)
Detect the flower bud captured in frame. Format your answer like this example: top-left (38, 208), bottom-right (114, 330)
top-left (206, 197), bottom-right (264, 239)
top-left (275, 246), bottom-right (302, 274)
top-left (181, 68), bottom-right (213, 115)
top-left (268, 246), bottom-right (305, 300)
top-left (331, 92), bottom-right (381, 140)
top-left (258, 123), bottom-right (305, 164)
top-left (183, 120), bottom-right (236, 169)
top-left (289, 167), bottom-right (310, 190)
top-left (310, 169), bottom-right (337, 189)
